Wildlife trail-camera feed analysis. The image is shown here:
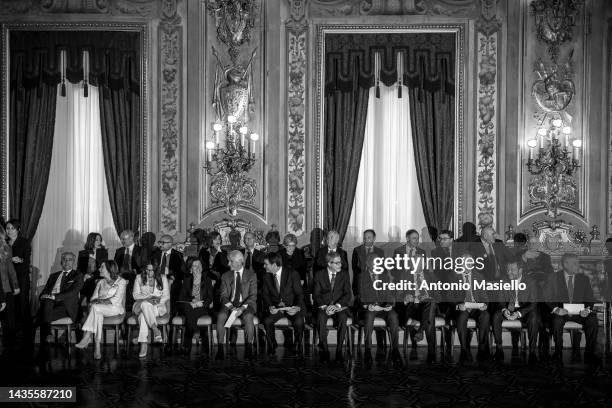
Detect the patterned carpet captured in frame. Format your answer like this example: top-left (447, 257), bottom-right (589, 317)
top-left (0, 345), bottom-right (611, 408)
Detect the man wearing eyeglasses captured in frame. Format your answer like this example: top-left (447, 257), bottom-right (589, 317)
top-left (151, 235), bottom-right (184, 316)
top-left (313, 252), bottom-right (352, 363)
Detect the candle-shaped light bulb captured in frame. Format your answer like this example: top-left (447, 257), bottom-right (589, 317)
top-left (537, 128), bottom-right (547, 148)
top-left (572, 139), bottom-right (582, 161)
top-left (227, 115), bottom-right (236, 124)
top-left (250, 132), bottom-right (259, 155)
top-left (239, 126), bottom-right (248, 147)
top-left (213, 122), bottom-right (222, 145)
top-left (562, 126), bottom-right (571, 134)
top-left (527, 139), bottom-right (537, 160)
top-left (552, 119), bottom-right (563, 128)
top-left (206, 141), bottom-right (215, 163)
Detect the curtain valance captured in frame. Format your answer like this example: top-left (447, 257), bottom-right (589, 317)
top-left (10, 31), bottom-right (139, 92)
top-left (325, 33), bottom-right (455, 95)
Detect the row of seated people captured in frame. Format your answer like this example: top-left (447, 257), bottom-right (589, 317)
top-left (32, 226), bottom-right (601, 364)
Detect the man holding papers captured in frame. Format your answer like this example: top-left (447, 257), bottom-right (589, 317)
top-left (262, 252), bottom-right (305, 356)
top-left (216, 250), bottom-right (258, 360)
top-left (491, 258), bottom-right (540, 364)
top-left (451, 252), bottom-right (490, 364)
top-left (544, 253), bottom-right (598, 364)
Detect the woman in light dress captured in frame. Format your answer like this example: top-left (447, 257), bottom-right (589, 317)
top-left (132, 262), bottom-right (170, 358)
top-left (76, 260), bottom-right (127, 359)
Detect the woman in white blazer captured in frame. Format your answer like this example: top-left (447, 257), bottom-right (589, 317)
top-left (132, 262), bottom-right (170, 358)
top-left (76, 260), bottom-right (127, 359)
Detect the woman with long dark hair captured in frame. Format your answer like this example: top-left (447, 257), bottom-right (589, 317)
top-left (6, 219), bottom-right (31, 328)
top-left (132, 262), bottom-right (170, 358)
top-left (78, 232), bottom-right (109, 301)
top-left (75, 260), bottom-right (127, 359)
top-left (0, 224), bottom-right (20, 350)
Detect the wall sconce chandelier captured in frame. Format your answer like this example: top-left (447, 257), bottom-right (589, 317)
top-left (205, 115), bottom-right (259, 217)
top-left (526, 115), bottom-right (581, 218)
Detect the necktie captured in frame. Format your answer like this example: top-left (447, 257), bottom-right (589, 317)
top-left (233, 272), bottom-right (242, 306)
top-left (275, 272), bottom-right (281, 293)
top-left (245, 251), bottom-right (252, 270)
top-left (466, 274), bottom-right (475, 302)
top-left (192, 278), bottom-right (201, 300)
top-left (567, 275), bottom-right (574, 302)
top-left (123, 249), bottom-right (131, 271)
top-left (330, 272), bottom-right (336, 291)
top-left (160, 252), bottom-right (168, 275)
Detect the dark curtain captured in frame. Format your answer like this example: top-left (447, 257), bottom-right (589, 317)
top-left (323, 33), bottom-right (455, 240)
top-left (409, 87), bottom-right (455, 234)
top-left (99, 84), bottom-right (141, 234)
top-left (324, 86), bottom-right (370, 242)
top-left (9, 30), bottom-right (141, 236)
top-left (8, 84), bottom-right (57, 240)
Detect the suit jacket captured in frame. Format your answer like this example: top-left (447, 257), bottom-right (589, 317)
top-left (114, 245), bottom-right (147, 274)
top-left (351, 244), bottom-right (385, 298)
top-left (220, 269), bottom-right (257, 312)
top-left (447, 270), bottom-right (489, 305)
top-left (495, 275), bottom-right (538, 316)
top-left (359, 268), bottom-right (394, 306)
top-left (91, 277), bottom-right (127, 312)
top-left (262, 266), bottom-right (304, 310)
top-left (279, 247), bottom-right (308, 281)
top-left (518, 249), bottom-right (554, 283)
top-left (469, 239), bottom-right (512, 280)
top-left (40, 270), bottom-right (84, 320)
top-left (132, 274), bottom-right (171, 315)
top-left (544, 271), bottom-right (595, 310)
top-left (313, 269), bottom-right (352, 308)
top-left (77, 248), bottom-right (109, 276)
top-left (391, 245), bottom-right (427, 284)
top-left (151, 248), bottom-right (185, 283)
top-left (313, 246), bottom-right (349, 276)
top-left (178, 274), bottom-right (214, 310)
top-left (0, 251), bottom-right (19, 294)
top-left (199, 247), bottom-right (230, 280)
top-left (241, 247), bottom-right (265, 282)
top-left (10, 236), bottom-right (31, 282)
top-left (430, 246), bottom-right (458, 283)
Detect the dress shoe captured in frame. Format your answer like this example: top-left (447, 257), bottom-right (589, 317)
top-left (494, 347), bottom-right (504, 362)
top-left (215, 345), bottom-right (225, 360)
top-left (45, 335), bottom-right (54, 344)
top-left (267, 344), bottom-right (276, 355)
top-left (75, 335), bottom-right (91, 349)
top-left (459, 350), bottom-right (468, 364)
top-left (413, 330), bottom-right (424, 343)
top-left (335, 351), bottom-right (345, 363)
top-left (551, 350), bottom-right (563, 364)
top-left (476, 350), bottom-right (489, 363)
top-left (426, 352), bottom-right (436, 364)
top-left (319, 350), bottom-right (330, 363)
top-left (138, 343), bottom-right (148, 359)
top-left (181, 346), bottom-right (192, 356)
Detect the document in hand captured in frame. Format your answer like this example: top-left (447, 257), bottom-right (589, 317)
top-left (464, 302), bottom-right (485, 310)
top-left (563, 303), bottom-right (583, 315)
top-left (224, 309), bottom-right (238, 328)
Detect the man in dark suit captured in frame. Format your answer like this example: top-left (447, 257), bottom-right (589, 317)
top-left (351, 229), bottom-right (385, 308)
top-left (519, 236), bottom-right (554, 284)
top-left (262, 252), bottom-right (305, 356)
top-left (313, 251), bottom-right (352, 362)
top-left (544, 252), bottom-right (599, 363)
top-left (151, 235), bottom-right (185, 315)
top-left (469, 226), bottom-right (512, 281)
top-left (451, 252), bottom-right (490, 364)
top-left (37, 252), bottom-right (84, 343)
top-left (394, 229), bottom-right (437, 361)
top-left (242, 232), bottom-right (265, 283)
top-left (431, 230), bottom-right (458, 319)
top-left (491, 258), bottom-right (540, 363)
top-left (359, 252), bottom-right (400, 363)
top-left (313, 230), bottom-right (349, 276)
top-left (114, 229), bottom-right (147, 311)
top-left (216, 250), bottom-right (258, 360)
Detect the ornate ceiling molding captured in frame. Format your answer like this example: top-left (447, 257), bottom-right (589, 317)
top-left (0, 0), bottom-right (159, 17)
top-left (309, 0), bottom-right (478, 17)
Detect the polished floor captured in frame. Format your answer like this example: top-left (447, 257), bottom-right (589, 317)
top-left (0, 342), bottom-right (611, 408)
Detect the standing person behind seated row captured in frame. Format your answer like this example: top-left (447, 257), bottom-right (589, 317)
top-left (262, 252), bottom-right (305, 356)
top-left (544, 253), bottom-right (599, 364)
top-left (491, 258), bottom-right (540, 364)
top-left (0, 225), bottom-right (20, 350)
top-left (313, 251), bottom-right (352, 363)
top-left (6, 220), bottom-right (31, 331)
top-left (199, 231), bottom-right (229, 282)
top-left (313, 230), bottom-right (349, 277)
top-left (151, 235), bottom-right (184, 315)
top-left (469, 226), bottom-right (512, 281)
top-left (76, 261), bottom-right (127, 359)
top-left (216, 250), bottom-right (257, 360)
top-left (279, 234), bottom-right (307, 286)
top-left (78, 233), bottom-right (108, 301)
top-left (351, 229), bottom-right (384, 309)
top-left (37, 252), bottom-right (83, 344)
top-left (177, 257), bottom-right (213, 355)
top-left (132, 263), bottom-right (170, 358)
top-left (115, 229), bottom-right (147, 311)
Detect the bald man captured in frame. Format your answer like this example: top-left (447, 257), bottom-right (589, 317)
top-left (151, 235), bottom-right (184, 315)
top-left (216, 250), bottom-right (258, 360)
top-left (469, 226), bottom-right (512, 281)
